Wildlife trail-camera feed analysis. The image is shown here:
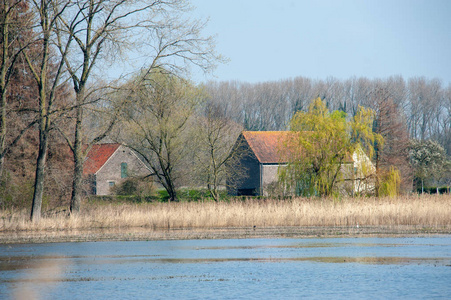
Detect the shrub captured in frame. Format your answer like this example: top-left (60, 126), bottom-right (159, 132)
top-left (156, 190), bottom-right (170, 201)
top-left (438, 187), bottom-right (450, 194)
top-left (0, 172), bottom-right (34, 210)
top-left (111, 177), bottom-right (154, 197)
top-left (417, 186), bottom-right (450, 194)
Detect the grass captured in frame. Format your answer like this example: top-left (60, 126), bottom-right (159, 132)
top-left (88, 188), bottom-right (228, 203)
top-left (0, 194), bottom-right (450, 232)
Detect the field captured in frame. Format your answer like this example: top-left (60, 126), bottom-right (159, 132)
top-left (1, 194), bottom-right (449, 234)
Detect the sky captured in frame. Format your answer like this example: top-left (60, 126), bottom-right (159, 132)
top-left (190, 0), bottom-right (451, 85)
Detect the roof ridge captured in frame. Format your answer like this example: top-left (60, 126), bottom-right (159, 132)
top-left (88, 142), bottom-right (121, 145)
top-left (243, 130), bottom-right (288, 133)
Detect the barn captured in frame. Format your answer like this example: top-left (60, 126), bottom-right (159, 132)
top-left (227, 131), bottom-right (374, 196)
top-left (83, 143), bottom-right (151, 195)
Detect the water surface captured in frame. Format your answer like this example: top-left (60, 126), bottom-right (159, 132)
top-left (1, 237), bottom-right (450, 299)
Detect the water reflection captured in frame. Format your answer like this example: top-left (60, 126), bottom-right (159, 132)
top-left (1, 237), bottom-right (450, 299)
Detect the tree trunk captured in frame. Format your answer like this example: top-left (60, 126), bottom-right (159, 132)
top-left (421, 178), bottom-right (424, 194)
top-left (30, 133), bottom-right (48, 222)
top-left (0, 90), bottom-right (4, 179)
top-left (0, 8), bottom-right (8, 182)
top-left (0, 156), bottom-right (4, 207)
top-left (0, 156), bottom-right (3, 181)
top-left (167, 182), bottom-right (178, 202)
top-left (0, 90), bottom-right (5, 182)
top-left (162, 170), bottom-right (178, 202)
top-left (375, 151), bottom-right (380, 197)
top-left (30, 59), bottom-right (49, 222)
top-left (70, 148), bottom-right (83, 213)
top-left (70, 104), bottom-right (83, 214)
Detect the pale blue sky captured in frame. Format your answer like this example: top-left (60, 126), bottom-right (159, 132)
top-left (191, 0), bottom-right (451, 85)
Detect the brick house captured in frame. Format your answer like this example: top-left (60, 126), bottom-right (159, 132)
top-left (83, 143), bottom-right (151, 195)
top-left (227, 131), bottom-right (374, 196)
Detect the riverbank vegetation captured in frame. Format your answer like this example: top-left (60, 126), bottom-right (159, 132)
top-left (1, 2), bottom-right (450, 223)
top-left (1, 194), bottom-right (449, 232)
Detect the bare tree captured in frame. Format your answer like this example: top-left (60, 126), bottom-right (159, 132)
top-left (407, 77), bottom-right (441, 141)
top-left (372, 88), bottom-right (412, 195)
top-left (441, 85), bottom-right (451, 154)
top-left (121, 70), bottom-right (202, 202)
top-left (193, 101), bottom-right (243, 201)
top-left (52, 0), bottom-right (220, 213)
top-left (0, 1), bottom-right (35, 179)
top-left (23, 0), bottom-right (72, 222)
top-left (203, 76), bottom-right (449, 160)
top-left (289, 76), bottom-right (314, 114)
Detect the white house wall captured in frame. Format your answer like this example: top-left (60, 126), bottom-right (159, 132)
top-left (352, 147), bottom-right (376, 194)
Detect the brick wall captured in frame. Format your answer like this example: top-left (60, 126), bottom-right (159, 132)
top-left (95, 146), bottom-right (150, 195)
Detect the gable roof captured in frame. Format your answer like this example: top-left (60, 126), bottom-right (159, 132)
top-left (242, 131), bottom-right (290, 164)
top-left (241, 131), bottom-right (356, 164)
top-left (83, 143), bottom-right (121, 175)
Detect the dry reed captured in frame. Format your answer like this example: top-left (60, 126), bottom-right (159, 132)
top-left (1, 194), bottom-right (450, 232)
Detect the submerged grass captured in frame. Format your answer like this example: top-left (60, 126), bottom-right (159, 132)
top-left (0, 194), bottom-right (450, 232)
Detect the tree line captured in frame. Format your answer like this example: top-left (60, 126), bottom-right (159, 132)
top-left (0, 0), bottom-right (220, 221)
top-left (202, 77), bottom-right (450, 193)
top-left (1, 1), bottom-right (449, 221)
top-left (202, 76), bottom-right (451, 156)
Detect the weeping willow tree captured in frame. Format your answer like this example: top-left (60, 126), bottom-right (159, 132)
top-left (279, 98), bottom-right (382, 197)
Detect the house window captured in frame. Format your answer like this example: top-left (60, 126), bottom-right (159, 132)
top-left (121, 162), bottom-right (128, 178)
top-left (108, 181), bottom-right (115, 187)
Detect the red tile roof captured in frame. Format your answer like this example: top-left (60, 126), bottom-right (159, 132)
top-left (242, 131), bottom-right (291, 164)
top-left (83, 143), bottom-right (121, 175)
top-left (242, 131), bottom-right (355, 164)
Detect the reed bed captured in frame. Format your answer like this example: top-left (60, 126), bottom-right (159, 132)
top-left (1, 194), bottom-right (450, 232)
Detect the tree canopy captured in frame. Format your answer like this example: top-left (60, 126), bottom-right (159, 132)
top-left (120, 70), bottom-right (203, 202)
top-left (279, 98), bottom-right (382, 197)
top-left (409, 139), bottom-right (450, 192)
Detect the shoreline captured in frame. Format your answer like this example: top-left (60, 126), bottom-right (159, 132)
top-left (1, 225), bottom-right (450, 244)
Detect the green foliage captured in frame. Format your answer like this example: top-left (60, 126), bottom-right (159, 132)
top-left (295, 174), bottom-right (317, 197)
top-left (111, 177), bottom-right (154, 197)
top-left (352, 106), bottom-right (384, 159)
top-left (90, 188), bottom-right (230, 203)
top-left (416, 186), bottom-right (450, 194)
top-left (122, 69), bottom-right (203, 202)
top-left (87, 195), bottom-right (159, 204)
top-left (279, 98), bottom-right (382, 197)
top-left (157, 190), bottom-right (170, 201)
top-left (113, 179), bottom-right (138, 196)
top-left (378, 166), bottom-right (401, 197)
top-left (145, 189), bottom-right (227, 202)
top-left (175, 188), bottom-right (229, 202)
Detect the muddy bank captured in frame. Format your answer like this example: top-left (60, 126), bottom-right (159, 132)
top-left (1, 225), bottom-right (450, 244)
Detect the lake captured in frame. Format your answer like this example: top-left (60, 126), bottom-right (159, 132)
top-left (1, 236), bottom-right (450, 299)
